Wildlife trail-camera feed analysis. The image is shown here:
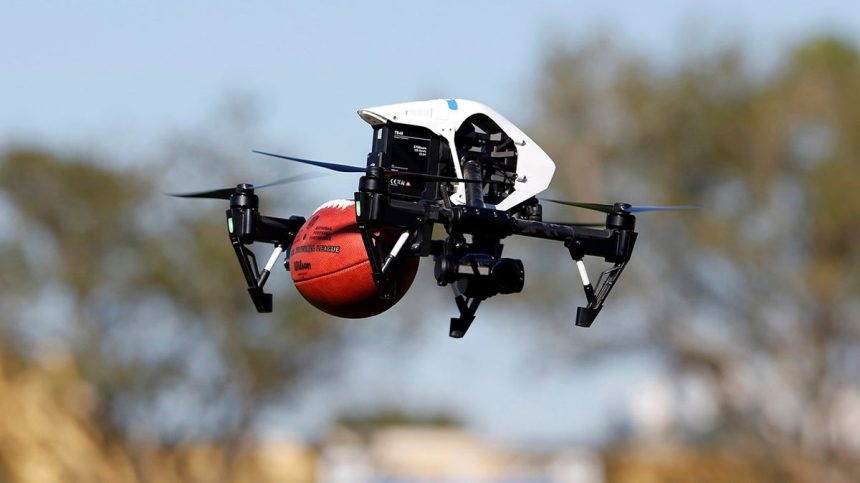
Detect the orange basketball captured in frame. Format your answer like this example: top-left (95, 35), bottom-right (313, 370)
top-left (289, 199), bottom-right (419, 318)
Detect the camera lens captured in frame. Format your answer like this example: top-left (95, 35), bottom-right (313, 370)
top-left (490, 258), bottom-right (525, 294)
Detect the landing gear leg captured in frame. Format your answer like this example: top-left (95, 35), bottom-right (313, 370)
top-left (449, 292), bottom-right (482, 338)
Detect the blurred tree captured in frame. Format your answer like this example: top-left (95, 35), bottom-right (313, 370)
top-left (334, 407), bottom-right (462, 439)
top-left (0, 138), bottom-right (344, 481)
top-left (532, 35), bottom-right (860, 480)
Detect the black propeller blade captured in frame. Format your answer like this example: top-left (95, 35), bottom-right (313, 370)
top-left (252, 150), bottom-right (506, 185)
top-left (252, 150), bottom-right (366, 173)
top-left (167, 172), bottom-right (325, 200)
top-left (168, 187), bottom-right (236, 200)
top-left (542, 198), bottom-right (698, 214)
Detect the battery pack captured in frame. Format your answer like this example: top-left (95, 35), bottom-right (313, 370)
top-left (368, 123), bottom-right (444, 201)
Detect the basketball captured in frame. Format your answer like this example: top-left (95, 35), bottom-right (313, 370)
top-left (289, 199), bottom-right (419, 318)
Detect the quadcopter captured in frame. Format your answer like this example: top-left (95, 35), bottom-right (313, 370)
top-left (172, 99), bottom-right (693, 338)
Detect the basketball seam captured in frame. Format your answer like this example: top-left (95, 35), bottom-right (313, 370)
top-left (292, 258), bottom-right (369, 285)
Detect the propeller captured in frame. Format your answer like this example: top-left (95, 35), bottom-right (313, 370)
top-left (542, 199), bottom-right (698, 214)
top-left (252, 150), bottom-right (365, 173)
top-left (167, 172), bottom-right (325, 200)
top-left (252, 150), bottom-right (506, 185)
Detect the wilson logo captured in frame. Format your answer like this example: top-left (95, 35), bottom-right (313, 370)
top-left (293, 260), bottom-right (312, 271)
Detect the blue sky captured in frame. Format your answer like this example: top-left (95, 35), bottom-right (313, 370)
top-left (4, 1), bottom-right (858, 166)
top-left (3, 1), bottom-right (860, 443)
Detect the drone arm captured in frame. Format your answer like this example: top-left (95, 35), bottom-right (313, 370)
top-left (563, 234), bottom-right (633, 327)
top-left (226, 206), bottom-right (306, 313)
top-left (229, 240), bottom-right (273, 313)
top-left (511, 219), bottom-right (635, 262)
top-left (354, 178), bottom-right (439, 298)
top-left (512, 218), bottom-right (638, 327)
top-left (254, 214), bottom-right (307, 245)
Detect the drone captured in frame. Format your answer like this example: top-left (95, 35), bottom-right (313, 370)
top-left (172, 99), bottom-right (693, 338)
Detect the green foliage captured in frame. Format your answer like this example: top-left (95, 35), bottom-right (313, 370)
top-left (335, 407), bottom-right (462, 435)
top-left (1, 31), bottom-right (858, 481)
top-left (0, 150), bottom-right (147, 298)
top-left (0, 145), bottom-right (345, 458)
top-left (532, 34), bottom-right (860, 475)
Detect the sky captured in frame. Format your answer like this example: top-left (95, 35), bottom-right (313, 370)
top-left (4, 1), bottom-right (859, 171)
top-left (3, 1), bottom-right (860, 444)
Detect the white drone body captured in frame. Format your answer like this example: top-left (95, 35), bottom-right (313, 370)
top-left (357, 99), bottom-right (556, 211)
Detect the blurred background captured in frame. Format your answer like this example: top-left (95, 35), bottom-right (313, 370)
top-left (2, 1), bottom-right (860, 482)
